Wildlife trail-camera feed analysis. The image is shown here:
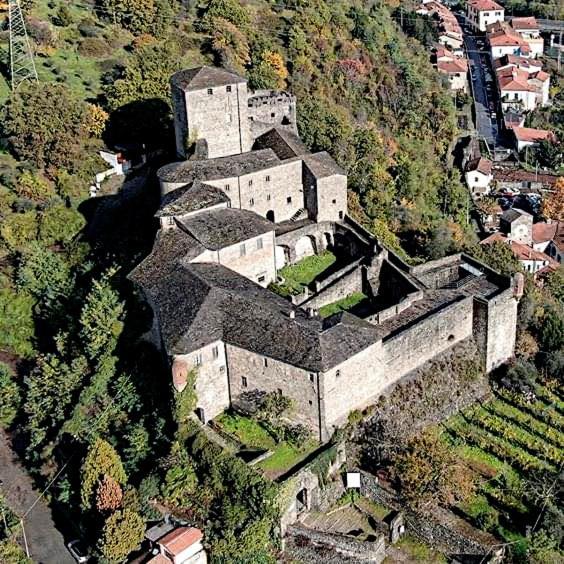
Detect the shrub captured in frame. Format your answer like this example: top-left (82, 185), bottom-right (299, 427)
top-left (97, 508), bottom-right (145, 563)
top-left (0, 363), bottom-right (20, 427)
top-left (78, 37), bottom-right (112, 57)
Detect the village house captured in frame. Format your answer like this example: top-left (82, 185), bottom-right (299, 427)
top-left (511, 126), bottom-right (555, 152)
top-left (467, 0), bottom-right (504, 33)
top-left (488, 25), bottom-right (531, 60)
top-left (492, 168), bottom-right (559, 193)
top-left (497, 67), bottom-right (537, 113)
top-left (546, 222), bottom-right (564, 264)
top-left (509, 16), bottom-right (544, 57)
top-left (146, 526), bottom-right (207, 564)
top-left (465, 156), bottom-right (493, 197)
top-left (418, 2), bottom-right (464, 53)
top-left (436, 54), bottom-right (469, 93)
top-left (129, 66), bottom-right (521, 443)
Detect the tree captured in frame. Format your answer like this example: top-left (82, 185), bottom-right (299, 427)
top-left (83, 104), bottom-right (109, 138)
top-left (96, 474), bottom-right (124, 512)
top-left (197, 0), bottom-right (250, 32)
top-left (97, 508), bottom-right (145, 563)
top-left (14, 171), bottom-right (56, 204)
top-left (79, 269), bottom-right (125, 360)
top-left (471, 241), bottom-right (521, 276)
top-left (0, 212), bottom-right (39, 251)
top-left (211, 18), bottom-right (250, 73)
top-left (1, 84), bottom-right (87, 171)
top-left (542, 177), bottom-right (564, 221)
top-left (39, 204), bottom-right (86, 246)
top-left (392, 429), bottom-right (475, 511)
top-left (81, 438), bottom-right (127, 510)
top-left (0, 539), bottom-right (32, 564)
top-left (538, 306), bottom-right (564, 352)
top-left (162, 442), bottom-right (198, 506)
top-left (0, 288), bottom-right (35, 357)
top-left (0, 363), bottom-right (20, 427)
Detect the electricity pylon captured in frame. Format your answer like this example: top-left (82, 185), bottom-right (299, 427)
top-left (8, 0), bottom-right (38, 91)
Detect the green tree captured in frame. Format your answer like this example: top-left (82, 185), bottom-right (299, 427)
top-left (538, 306), bottom-right (564, 352)
top-left (0, 212), bottom-right (39, 251)
top-left (81, 438), bottom-right (127, 510)
top-left (39, 204), bottom-right (86, 246)
top-left (97, 508), bottom-right (145, 563)
top-left (0, 363), bottom-right (20, 427)
top-left (79, 269), bottom-right (125, 360)
top-left (0, 288), bottom-right (35, 357)
top-left (471, 241), bottom-right (521, 276)
top-left (1, 84), bottom-right (87, 171)
top-left (162, 442), bottom-right (198, 506)
top-left (14, 171), bottom-right (56, 204)
top-left (0, 539), bottom-right (32, 564)
top-left (197, 0), bottom-right (250, 32)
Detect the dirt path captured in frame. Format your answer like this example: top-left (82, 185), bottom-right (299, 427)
top-left (0, 431), bottom-right (74, 564)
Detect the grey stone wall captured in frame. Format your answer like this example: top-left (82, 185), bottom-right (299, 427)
top-left (302, 265), bottom-right (363, 310)
top-left (171, 84), bottom-right (189, 158)
top-left (286, 525), bottom-right (386, 563)
top-left (359, 472), bottom-right (502, 560)
top-left (484, 289), bottom-right (518, 371)
top-left (382, 296), bottom-right (474, 377)
top-left (226, 344), bottom-right (322, 437)
top-left (185, 82), bottom-right (252, 159)
top-left (247, 90), bottom-right (297, 133)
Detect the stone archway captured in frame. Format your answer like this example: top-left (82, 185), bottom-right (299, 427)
top-left (296, 488), bottom-right (309, 514)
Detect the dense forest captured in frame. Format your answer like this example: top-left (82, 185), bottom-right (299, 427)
top-left (0, 0), bottom-right (562, 562)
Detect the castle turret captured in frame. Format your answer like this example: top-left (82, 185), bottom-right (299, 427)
top-left (171, 66), bottom-right (253, 160)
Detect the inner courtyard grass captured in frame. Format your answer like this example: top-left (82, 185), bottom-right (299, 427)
top-left (319, 292), bottom-right (367, 318)
top-left (272, 251), bottom-right (336, 295)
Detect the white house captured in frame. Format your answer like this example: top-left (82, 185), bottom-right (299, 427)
top-left (467, 0), bottom-right (504, 32)
top-left (148, 527), bottom-right (207, 564)
top-left (437, 58), bottom-right (469, 93)
top-left (511, 126), bottom-right (555, 152)
top-left (532, 222), bottom-right (558, 253)
top-left (510, 16), bottom-right (544, 58)
top-left (465, 156), bottom-right (493, 197)
top-left (528, 70), bottom-right (551, 107)
top-left (488, 27), bottom-right (531, 60)
top-left (494, 54), bottom-right (542, 75)
top-left (497, 67), bottom-right (538, 112)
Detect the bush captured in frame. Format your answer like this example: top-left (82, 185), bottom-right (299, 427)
top-left (78, 19), bottom-right (101, 37)
top-left (0, 363), bottom-right (20, 427)
top-left (78, 37), bottom-right (112, 57)
top-left (97, 508), bottom-right (145, 563)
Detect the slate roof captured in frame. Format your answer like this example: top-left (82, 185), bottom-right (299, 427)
top-left (156, 180), bottom-right (230, 218)
top-left (139, 260), bottom-right (382, 370)
top-left (177, 208), bottom-right (274, 250)
top-left (501, 207), bottom-right (532, 223)
top-left (252, 127), bottom-right (309, 160)
top-left (158, 149), bottom-right (281, 185)
top-left (171, 66), bottom-right (246, 91)
top-left (303, 152), bottom-right (346, 178)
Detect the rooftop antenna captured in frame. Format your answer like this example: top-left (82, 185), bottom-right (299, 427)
top-left (8, 0), bottom-right (38, 91)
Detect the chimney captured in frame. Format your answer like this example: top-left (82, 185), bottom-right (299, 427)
top-left (289, 310), bottom-right (295, 319)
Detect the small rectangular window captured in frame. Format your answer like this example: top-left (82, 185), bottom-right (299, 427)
top-left (277, 388), bottom-right (282, 395)
top-left (336, 369), bottom-right (341, 378)
top-left (242, 376), bottom-right (248, 388)
top-left (249, 198), bottom-right (254, 206)
top-left (264, 358), bottom-right (268, 367)
top-left (207, 88), bottom-right (213, 95)
top-left (271, 112), bottom-right (275, 118)
top-left (226, 85), bottom-right (232, 92)
top-left (332, 199), bottom-right (336, 204)
top-left (266, 194), bottom-right (271, 201)
top-left (240, 243), bottom-right (246, 257)
top-left (308, 400), bottom-right (313, 406)
top-left (195, 354), bottom-right (202, 366)
top-left (338, 211), bottom-right (344, 220)
top-left (287, 196), bottom-right (292, 204)
top-left (266, 175), bottom-right (270, 182)
top-left (212, 346), bottom-right (219, 360)
top-left (257, 238), bottom-right (263, 250)
top-left (167, 216), bottom-right (174, 226)
top-left (219, 365), bottom-right (225, 373)
top-left (309, 373), bottom-right (315, 383)
top-left (248, 179), bottom-right (253, 186)
top-left (258, 274), bottom-right (266, 283)
top-left (224, 184), bottom-right (230, 191)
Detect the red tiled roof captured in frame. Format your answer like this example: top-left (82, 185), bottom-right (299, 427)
top-left (512, 127), bottom-right (555, 143)
top-left (489, 32), bottom-right (527, 47)
top-left (469, 0), bottom-right (503, 11)
top-left (497, 68), bottom-right (536, 92)
top-left (494, 55), bottom-right (542, 71)
top-left (437, 59), bottom-right (468, 74)
top-left (481, 233), bottom-right (558, 264)
top-left (510, 17), bottom-right (539, 30)
top-left (466, 157), bottom-right (493, 175)
top-left (159, 527), bottom-right (203, 556)
top-left (147, 555), bottom-right (171, 564)
top-left (532, 222), bottom-right (558, 244)
top-left (531, 70), bottom-right (550, 82)
top-left (492, 168), bottom-right (559, 186)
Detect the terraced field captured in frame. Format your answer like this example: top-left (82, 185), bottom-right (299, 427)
top-left (444, 384), bottom-right (564, 559)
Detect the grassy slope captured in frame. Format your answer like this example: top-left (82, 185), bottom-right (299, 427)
top-left (273, 251), bottom-right (336, 295)
top-left (319, 292), bottom-right (367, 318)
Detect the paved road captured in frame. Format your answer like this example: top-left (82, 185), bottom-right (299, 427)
top-left (0, 431), bottom-right (74, 564)
top-left (464, 33), bottom-right (499, 147)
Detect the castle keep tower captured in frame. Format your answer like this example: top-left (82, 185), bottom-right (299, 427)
top-left (171, 67), bottom-right (253, 160)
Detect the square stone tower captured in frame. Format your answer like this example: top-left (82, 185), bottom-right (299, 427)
top-left (171, 67), bottom-right (253, 160)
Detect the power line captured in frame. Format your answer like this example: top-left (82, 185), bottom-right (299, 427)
top-left (8, 0), bottom-right (37, 90)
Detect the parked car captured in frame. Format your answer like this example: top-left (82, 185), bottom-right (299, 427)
top-left (67, 540), bottom-right (90, 563)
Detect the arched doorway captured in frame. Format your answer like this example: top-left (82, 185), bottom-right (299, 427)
top-left (266, 210), bottom-right (275, 222)
top-left (296, 488), bottom-right (309, 514)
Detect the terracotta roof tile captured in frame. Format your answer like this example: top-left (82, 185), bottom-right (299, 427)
top-left (159, 527), bottom-right (203, 556)
top-left (532, 222), bottom-right (558, 244)
top-left (512, 127), bottom-right (555, 143)
top-left (466, 157), bottom-right (493, 175)
top-left (469, 0), bottom-right (503, 11)
top-left (510, 17), bottom-right (539, 30)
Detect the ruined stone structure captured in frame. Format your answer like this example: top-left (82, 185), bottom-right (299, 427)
top-left (130, 66), bottom-right (520, 443)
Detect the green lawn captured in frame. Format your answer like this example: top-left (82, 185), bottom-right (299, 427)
top-left (319, 292), bottom-right (367, 318)
top-left (392, 535), bottom-right (447, 563)
top-left (272, 251), bottom-right (336, 296)
top-left (216, 412), bottom-right (317, 479)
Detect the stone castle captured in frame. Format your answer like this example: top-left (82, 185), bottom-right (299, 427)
top-left (130, 66), bottom-right (521, 442)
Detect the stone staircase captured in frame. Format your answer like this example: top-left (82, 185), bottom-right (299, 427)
top-left (290, 208), bottom-right (307, 222)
